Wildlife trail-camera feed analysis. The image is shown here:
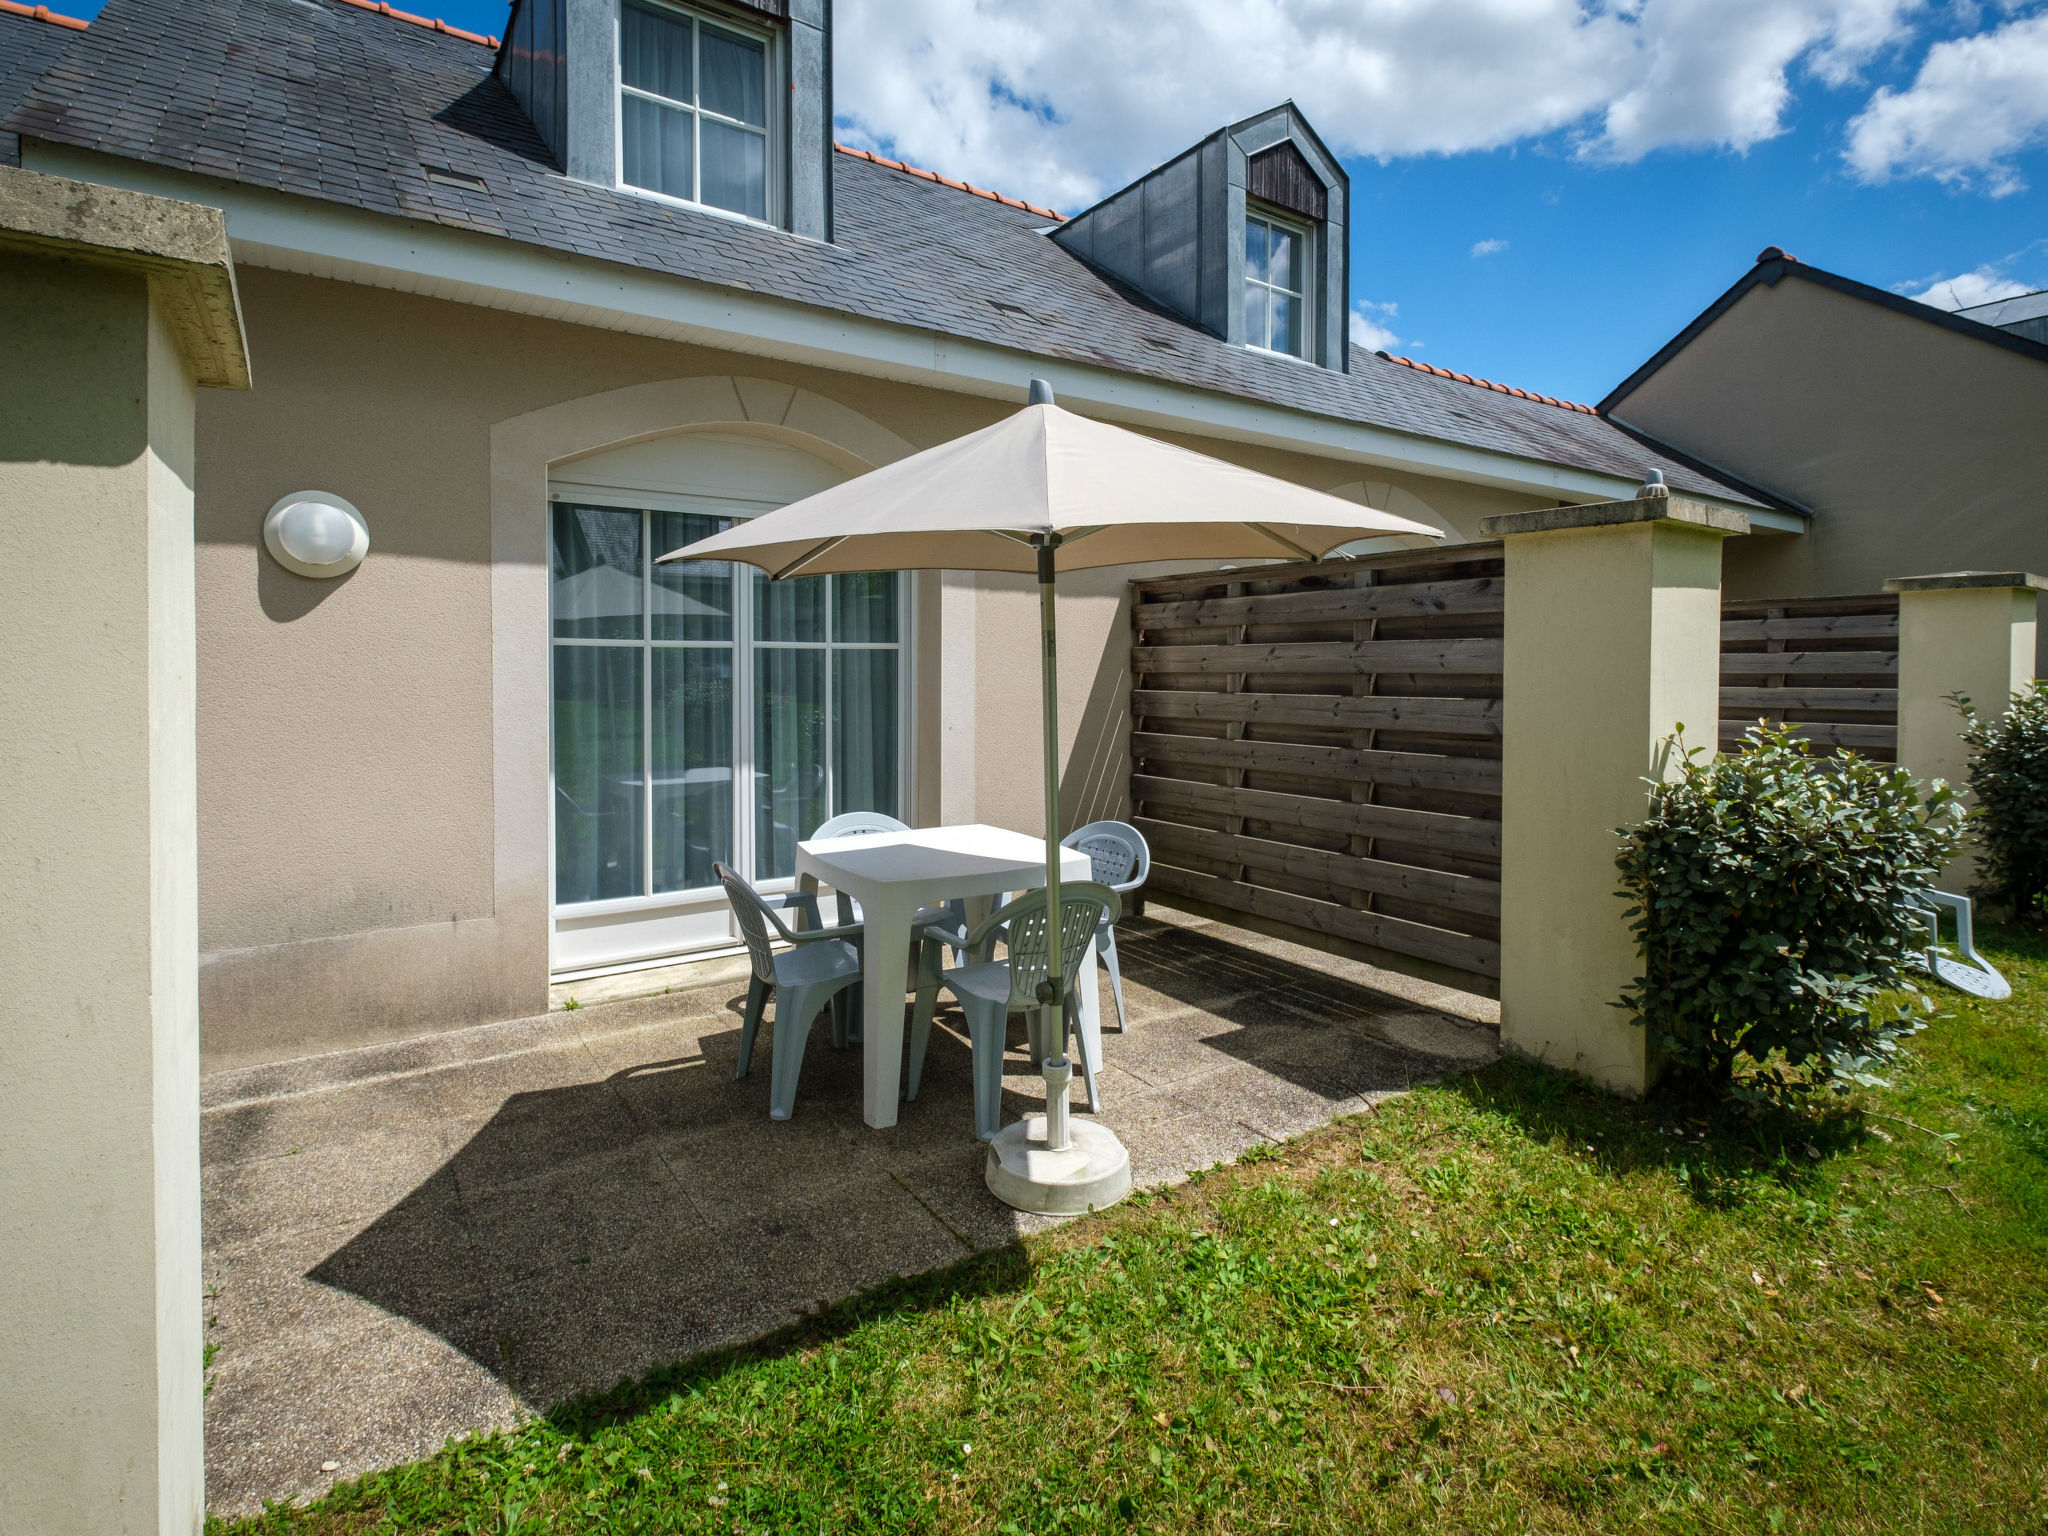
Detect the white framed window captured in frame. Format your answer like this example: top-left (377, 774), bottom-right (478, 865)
top-left (548, 491), bottom-right (910, 969)
top-left (618, 0), bottom-right (775, 223)
top-left (1244, 209), bottom-right (1310, 359)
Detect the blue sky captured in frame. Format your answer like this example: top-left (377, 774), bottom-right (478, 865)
top-left (59, 0), bottom-right (2048, 403)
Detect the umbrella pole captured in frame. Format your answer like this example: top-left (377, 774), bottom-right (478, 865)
top-left (1035, 539), bottom-right (1071, 1154)
top-left (983, 530), bottom-right (1131, 1216)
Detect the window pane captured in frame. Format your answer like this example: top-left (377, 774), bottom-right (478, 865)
top-left (1243, 282), bottom-right (1269, 350)
top-left (651, 510), bottom-right (733, 641)
top-left (1267, 225), bottom-right (1297, 293)
top-left (621, 1), bottom-right (691, 102)
top-left (754, 647), bottom-right (826, 880)
top-left (754, 571), bottom-right (825, 642)
top-left (553, 644), bottom-right (643, 904)
top-left (832, 649), bottom-right (897, 818)
top-left (1272, 289), bottom-right (1301, 357)
top-left (622, 93), bottom-right (693, 200)
top-left (651, 646), bottom-right (732, 894)
top-left (1245, 217), bottom-right (1268, 284)
top-left (831, 572), bottom-right (898, 643)
top-left (551, 504), bottom-right (642, 640)
top-left (700, 120), bottom-right (767, 219)
top-left (699, 24), bottom-right (765, 126)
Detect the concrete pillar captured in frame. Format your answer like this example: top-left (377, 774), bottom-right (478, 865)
top-left (1480, 496), bottom-right (1749, 1095)
top-left (1885, 571), bottom-right (2044, 890)
top-left (0, 167), bottom-right (249, 1535)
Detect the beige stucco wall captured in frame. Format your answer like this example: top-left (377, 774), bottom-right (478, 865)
top-left (1, 258), bottom-right (205, 1535)
top-left (1607, 276), bottom-right (2048, 665)
top-left (195, 266), bottom-right (1554, 1069)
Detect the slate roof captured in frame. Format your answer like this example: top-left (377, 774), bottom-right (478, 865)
top-left (4, 0), bottom-right (1761, 505)
top-left (0, 2), bottom-right (84, 167)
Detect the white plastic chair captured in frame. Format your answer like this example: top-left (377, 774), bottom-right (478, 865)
top-left (980, 821), bottom-right (1150, 1033)
top-left (1062, 820), bottom-right (1150, 1033)
top-left (905, 883), bottom-right (1119, 1140)
top-left (1905, 889), bottom-right (2011, 1000)
top-left (715, 862), bottom-right (865, 1120)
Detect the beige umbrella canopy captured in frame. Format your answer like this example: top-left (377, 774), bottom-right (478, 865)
top-left (659, 384), bottom-right (1440, 1212)
top-left (657, 395), bottom-right (1441, 578)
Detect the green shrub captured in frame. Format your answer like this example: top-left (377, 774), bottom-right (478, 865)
top-left (1614, 724), bottom-right (1962, 1103)
top-left (1957, 685), bottom-right (2048, 921)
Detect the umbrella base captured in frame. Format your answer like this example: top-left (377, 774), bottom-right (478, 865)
top-left (985, 1115), bottom-right (1132, 1216)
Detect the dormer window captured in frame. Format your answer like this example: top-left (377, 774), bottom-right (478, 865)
top-left (1050, 105), bottom-right (1351, 372)
top-left (619, 0), bottom-right (772, 222)
top-left (1244, 211), bottom-right (1307, 358)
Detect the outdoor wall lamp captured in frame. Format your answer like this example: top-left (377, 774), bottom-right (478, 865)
top-left (263, 491), bottom-right (369, 578)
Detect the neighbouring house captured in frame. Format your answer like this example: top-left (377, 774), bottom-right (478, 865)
top-left (26, 0), bottom-right (2035, 1077)
top-left (1599, 248), bottom-right (2048, 667)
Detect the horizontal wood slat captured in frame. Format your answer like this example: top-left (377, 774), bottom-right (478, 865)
top-left (1131, 732), bottom-right (1502, 794)
top-left (1131, 690), bottom-right (1503, 737)
top-left (1133, 575), bottom-right (1505, 630)
top-left (1719, 650), bottom-right (1897, 677)
top-left (1133, 637), bottom-right (1502, 677)
top-left (1721, 613), bottom-right (1898, 643)
top-left (1131, 546), bottom-right (1505, 991)
top-left (1719, 687), bottom-right (1898, 712)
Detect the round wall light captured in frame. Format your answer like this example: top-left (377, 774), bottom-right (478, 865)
top-left (263, 491), bottom-right (369, 578)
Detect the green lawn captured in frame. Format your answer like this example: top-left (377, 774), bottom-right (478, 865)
top-left (218, 929), bottom-right (2048, 1536)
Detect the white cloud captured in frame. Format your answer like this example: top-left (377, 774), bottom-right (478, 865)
top-left (834, 0), bottom-right (1924, 210)
top-left (1845, 10), bottom-right (2048, 195)
top-left (1907, 267), bottom-right (2037, 310)
top-left (1349, 300), bottom-right (1402, 353)
top-left (1471, 238), bottom-right (1509, 257)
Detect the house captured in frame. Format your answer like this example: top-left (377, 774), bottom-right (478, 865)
top-left (1599, 248), bottom-right (2048, 669)
top-left (2, 0), bottom-right (1773, 1073)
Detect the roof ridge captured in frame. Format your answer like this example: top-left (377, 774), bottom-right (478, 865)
top-left (329, 0), bottom-right (498, 48)
top-left (0, 0), bottom-right (89, 31)
top-left (1375, 350), bottom-right (1598, 415)
top-left (833, 142), bottom-right (1061, 222)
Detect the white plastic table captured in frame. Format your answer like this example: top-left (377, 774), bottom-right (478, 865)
top-left (794, 823), bottom-right (1096, 1129)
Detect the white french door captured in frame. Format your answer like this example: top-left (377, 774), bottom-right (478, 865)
top-left (547, 474), bottom-right (909, 976)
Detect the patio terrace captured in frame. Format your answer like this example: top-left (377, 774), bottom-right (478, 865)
top-left (199, 907), bottom-right (1496, 1516)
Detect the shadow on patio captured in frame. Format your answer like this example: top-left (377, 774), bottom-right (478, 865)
top-left (198, 909), bottom-right (1497, 1517)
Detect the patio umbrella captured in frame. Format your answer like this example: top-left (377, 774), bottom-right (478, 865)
top-left (659, 380), bottom-right (1440, 1210)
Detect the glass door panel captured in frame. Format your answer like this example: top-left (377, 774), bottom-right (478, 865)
top-left (551, 505), bottom-right (642, 639)
top-left (753, 645), bottom-right (826, 880)
top-left (651, 510), bottom-right (732, 641)
top-left (553, 643), bottom-right (644, 903)
top-left (831, 648), bottom-right (898, 818)
top-left (754, 570), bottom-right (825, 641)
top-left (651, 646), bottom-right (733, 895)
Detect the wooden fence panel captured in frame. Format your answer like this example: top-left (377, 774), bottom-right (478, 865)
top-left (1719, 593), bottom-right (1899, 761)
top-left (1129, 543), bottom-right (1505, 995)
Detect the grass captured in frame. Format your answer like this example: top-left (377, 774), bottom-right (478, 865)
top-left (215, 929), bottom-right (2048, 1536)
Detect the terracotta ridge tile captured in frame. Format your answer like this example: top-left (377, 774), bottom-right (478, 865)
top-left (833, 141), bottom-right (1061, 221)
top-left (0, 0), bottom-right (90, 31)
top-left (1376, 350), bottom-right (1599, 415)
top-left (330, 0), bottom-right (498, 48)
